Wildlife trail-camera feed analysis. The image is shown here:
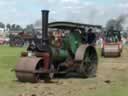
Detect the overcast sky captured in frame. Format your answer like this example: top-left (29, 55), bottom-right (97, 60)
top-left (1, 0), bottom-right (128, 27)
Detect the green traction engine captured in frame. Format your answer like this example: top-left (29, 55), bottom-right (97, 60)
top-left (15, 10), bottom-right (100, 83)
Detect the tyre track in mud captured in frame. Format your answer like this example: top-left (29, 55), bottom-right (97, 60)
top-left (17, 47), bottom-right (128, 96)
top-left (97, 47), bottom-right (128, 83)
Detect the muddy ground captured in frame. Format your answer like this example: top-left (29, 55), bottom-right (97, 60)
top-left (0, 46), bottom-right (128, 96)
top-left (13, 47), bottom-right (128, 96)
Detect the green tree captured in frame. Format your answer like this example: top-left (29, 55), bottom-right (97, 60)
top-left (0, 22), bottom-right (5, 28)
top-left (11, 24), bottom-right (16, 31)
top-left (15, 25), bottom-right (23, 31)
top-left (24, 24), bottom-right (34, 32)
top-left (6, 24), bottom-right (11, 30)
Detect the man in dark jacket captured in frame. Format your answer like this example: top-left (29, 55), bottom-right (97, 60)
top-left (86, 28), bottom-right (96, 45)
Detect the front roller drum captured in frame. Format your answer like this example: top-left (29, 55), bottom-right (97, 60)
top-left (15, 57), bottom-right (43, 83)
top-left (102, 47), bottom-right (121, 57)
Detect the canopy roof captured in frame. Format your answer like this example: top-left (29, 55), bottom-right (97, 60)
top-left (48, 21), bottom-right (102, 30)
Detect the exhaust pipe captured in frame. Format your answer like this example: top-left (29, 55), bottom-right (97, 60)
top-left (40, 10), bottom-right (49, 52)
top-left (42, 10), bottom-right (49, 44)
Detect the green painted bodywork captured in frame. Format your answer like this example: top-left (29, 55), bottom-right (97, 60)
top-left (52, 48), bottom-right (69, 62)
top-left (67, 31), bottom-right (81, 54)
top-left (51, 31), bottom-right (82, 62)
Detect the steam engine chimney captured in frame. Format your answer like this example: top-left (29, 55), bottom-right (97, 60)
top-left (38, 10), bottom-right (50, 52)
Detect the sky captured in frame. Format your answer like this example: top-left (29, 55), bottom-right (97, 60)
top-left (1, 0), bottom-right (128, 27)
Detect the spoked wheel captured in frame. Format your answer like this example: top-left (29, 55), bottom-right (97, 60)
top-left (78, 45), bottom-right (98, 78)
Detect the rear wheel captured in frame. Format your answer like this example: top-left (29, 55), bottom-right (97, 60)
top-left (80, 46), bottom-right (98, 78)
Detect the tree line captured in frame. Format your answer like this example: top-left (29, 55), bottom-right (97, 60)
top-left (0, 22), bottom-right (34, 32)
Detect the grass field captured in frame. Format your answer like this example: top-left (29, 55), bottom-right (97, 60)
top-left (0, 46), bottom-right (25, 96)
top-left (0, 45), bottom-right (128, 96)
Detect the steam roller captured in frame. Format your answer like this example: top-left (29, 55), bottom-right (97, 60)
top-left (101, 30), bottom-right (122, 57)
top-left (15, 10), bottom-right (100, 83)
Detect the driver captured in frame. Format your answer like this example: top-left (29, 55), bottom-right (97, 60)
top-left (86, 28), bottom-right (96, 45)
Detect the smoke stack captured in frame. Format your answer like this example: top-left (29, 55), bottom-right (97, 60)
top-left (35, 10), bottom-right (50, 52)
top-left (41, 10), bottom-right (49, 44)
